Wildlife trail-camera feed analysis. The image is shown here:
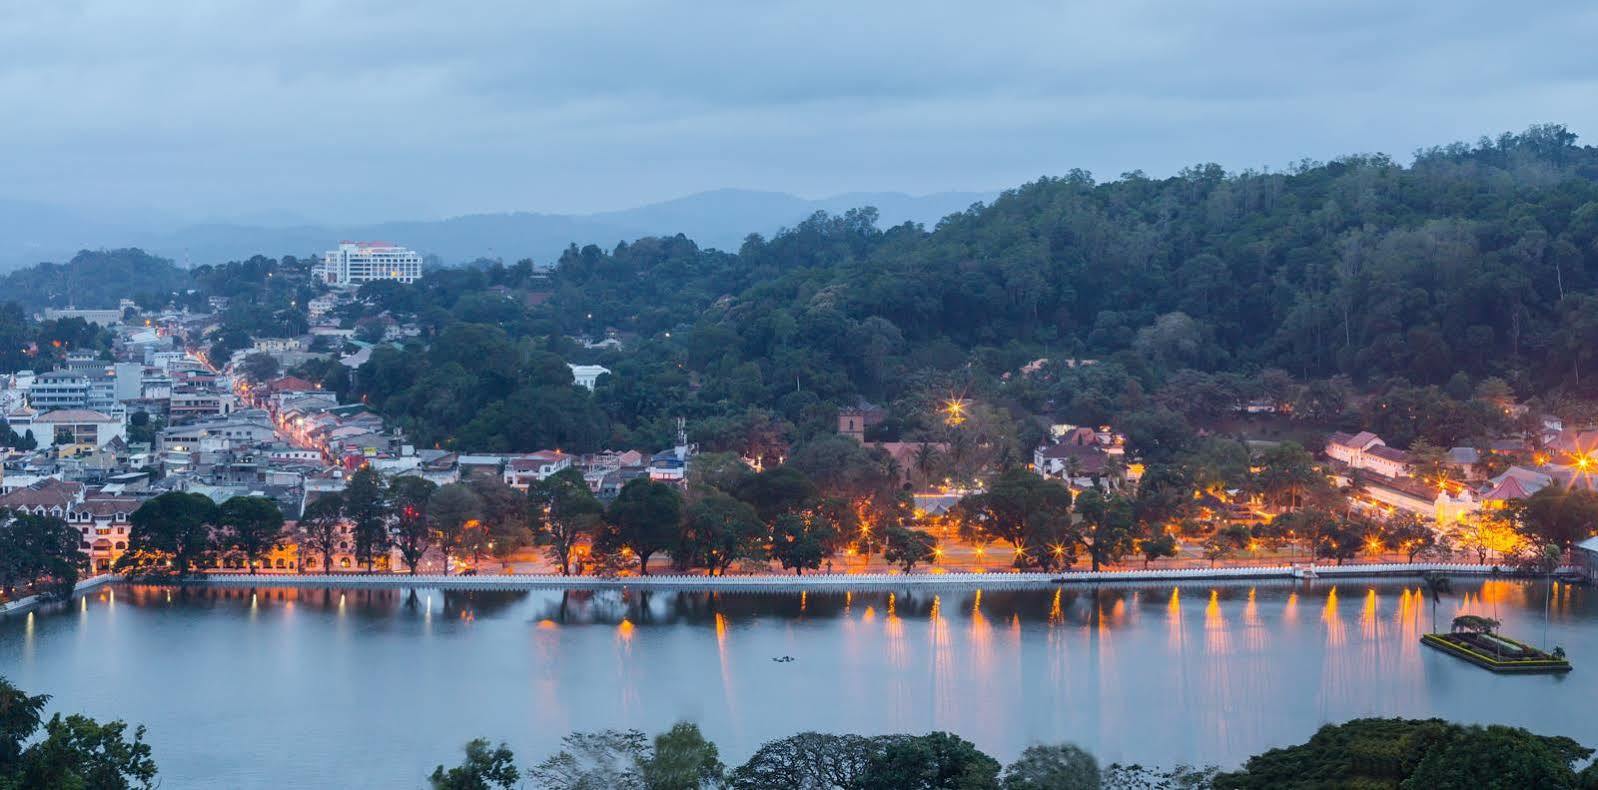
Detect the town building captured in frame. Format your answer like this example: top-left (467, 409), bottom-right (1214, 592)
top-left (568, 364), bottom-right (611, 391)
top-left (0, 480), bottom-right (138, 572)
top-left (1575, 536), bottom-right (1598, 584)
top-left (316, 242), bottom-right (423, 287)
top-left (40, 307), bottom-right (123, 326)
top-left (27, 369), bottom-right (120, 414)
top-left (1325, 431), bottom-right (1410, 479)
top-left (503, 451), bottom-right (573, 489)
top-left (24, 410), bottom-right (127, 452)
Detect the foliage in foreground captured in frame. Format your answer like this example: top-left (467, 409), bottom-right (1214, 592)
top-left (432, 716), bottom-right (1598, 790)
top-left (0, 676), bottom-right (157, 790)
top-left (1213, 717), bottom-right (1598, 789)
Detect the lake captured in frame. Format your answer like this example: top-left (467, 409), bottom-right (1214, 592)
top-left (1, 578), bottom-right (1591, 788)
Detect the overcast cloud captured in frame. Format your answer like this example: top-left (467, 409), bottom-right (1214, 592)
top-left (2, 0), bottom-right (1595, 223)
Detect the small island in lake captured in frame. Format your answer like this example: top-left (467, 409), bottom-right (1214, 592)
top-left (1421, 615), bottom-right (1572, 674)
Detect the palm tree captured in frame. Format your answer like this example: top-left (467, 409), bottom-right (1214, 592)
top-left (912, 443), bottom-right (941, 487)
top-left (1422, 571), bottom-right (1452, 633)
top-left (1541, 543), bottom-right (1562, 650)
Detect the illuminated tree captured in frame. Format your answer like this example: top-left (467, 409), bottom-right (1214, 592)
top-left (770, 513), bottom-right (837, 575)
top-left (296, 494), bottom-right (344, 575)
top-left (1513, 487), bottom-right (1598, 550)
top-left (469, 477), bottom-right (532, 569)
top-left (953, 470), bottom-right (1073, 571)
top-left (344, 466), bottom-right (391, 571)
top-left (639, 722), bottom-right (724, 790)
top-left (388, 476), bottom-right (438, 575)
top-left (1071, 490), bottom-right (1138, 572)
top-left (1449, 511), bottom-right (1523, 564)
top-left (600, 479), bottom-right (685, 575)
top-left (1252, 443), bottom-right (1324, 512)
top-left (1139, 533), bottom-right (1179, 568)
top-left (529, 469), bottom-right (603, 576)
top-left (677, 492), bottom-right (765, 576)
top-left (124, 492), bottom-right (220, 576)
top-left (217, 496), bottom-right (285, 575)
top-left (883, 526), bottom-right (937, 573)
top-left (1379, 513), bottom-right (1437, 563)
top-left (429, 483), bottom-right (483, 574)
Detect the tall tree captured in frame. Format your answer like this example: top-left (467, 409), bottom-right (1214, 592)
top-left (296, 494), bottom-right (345, 575)
top-left (388, 477), bottom-right (439, 575)
top-left (429, 483), bottom-right (483, 575)
top-left (469, 477), bottom-right (531, 569)
top-left (344, 466), bottom-right (391, 571)
top-left (217, 496), bottom-right (285, 575)
top-left (529, 468), bottom-right (603, 576)
top-left (1513, 487), bottom-right (1598, 550)
top-left (123, 492), bottom-right (220, 576)
top-left (953, 470), bottom-right (1074, 571)
top-left (600, 478), bottom-right (684, 575)
top-left (769, 513), bottom-right (837, 575)
top-left (733, 467), bottom-right (818, 524)
top-left (883, 525), bottom-right (937, 573)
top-left (678, 491), bottom-right (766, 576)
top-left (1071, 490), bottom-right (1139, 572)
top-left (0, 512), bottom-right (80, 599)
top-left (1253, 443), bottom-right (1322, 512)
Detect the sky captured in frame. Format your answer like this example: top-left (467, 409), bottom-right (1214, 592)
top-left (2, 0), bottom-right (1596, 224)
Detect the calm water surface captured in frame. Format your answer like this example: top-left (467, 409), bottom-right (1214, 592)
top-left (0, 578), bottom-right (1591, 788)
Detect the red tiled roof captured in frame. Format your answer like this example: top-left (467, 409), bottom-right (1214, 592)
top-left (1366, 446), bottom-right (1410, 463)
top-left (266, 376), bottom-right (319, 393)
top-left (0, 479), bottom-right (83, 508)
top-left (1329, 431), bottom-right (1382, 450)
top-left (35, 409), bottom-right (114, 423)
top-left (1483, 475), bottom-right (1532, 501)
top-left (75, 497), bottom-right (142, 517)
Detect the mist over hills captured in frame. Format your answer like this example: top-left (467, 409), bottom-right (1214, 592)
top-left (0, 188), bottom-right (994, 271)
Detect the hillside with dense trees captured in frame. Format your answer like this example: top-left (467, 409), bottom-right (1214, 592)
top-left (334, 124), bottom-right (1598, 457)
top-left (0, 248), bottom-right (193, 313)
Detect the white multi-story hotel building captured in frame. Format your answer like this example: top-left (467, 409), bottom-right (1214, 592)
top-left (317, 242), bottom-right (423, 287)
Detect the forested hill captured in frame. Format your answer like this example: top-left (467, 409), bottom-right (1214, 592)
top-left (537, 123), bottom-right (1598, 393)
top-left (0, 248), bottom-right (192, 311)
top-left (338, 124), bottom-right (1598, 455)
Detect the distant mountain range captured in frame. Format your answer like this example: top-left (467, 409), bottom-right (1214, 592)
top-left (0, 188), bottom-right (995, 271)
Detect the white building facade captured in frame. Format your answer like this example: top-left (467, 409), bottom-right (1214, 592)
top-left (568, 364), bottom-right (611, 391)
top-left (317, 242), bottom-right (423, 287)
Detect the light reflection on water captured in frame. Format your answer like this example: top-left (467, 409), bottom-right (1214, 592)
top-left (0, 579), bottom-right (1592, 790)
